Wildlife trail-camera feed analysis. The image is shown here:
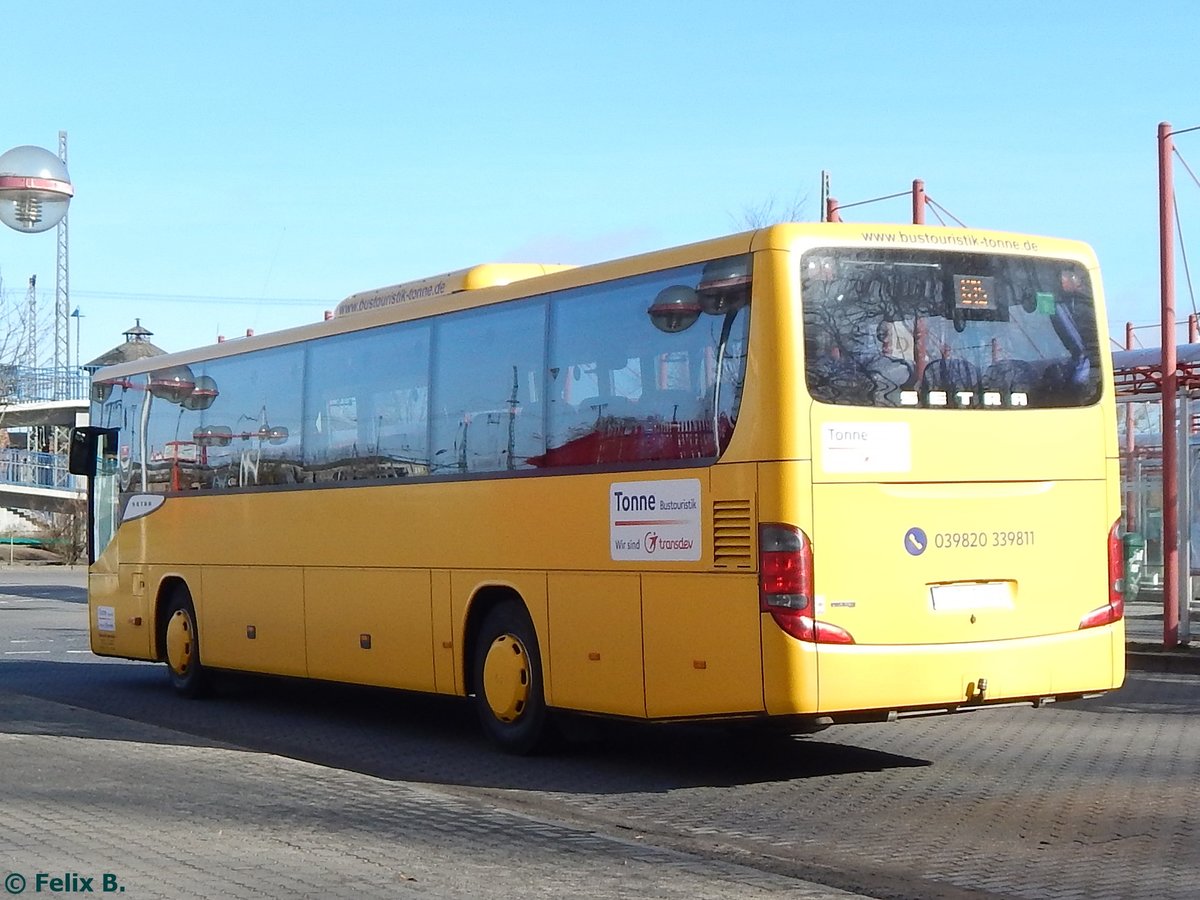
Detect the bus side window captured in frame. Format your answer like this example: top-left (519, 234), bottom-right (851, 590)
top-left (543, 262), bottom-right (749, 464)
top-left (297, 323), bottom-right (433, 482)
top-left (430, 299), bottom-right (547, 474)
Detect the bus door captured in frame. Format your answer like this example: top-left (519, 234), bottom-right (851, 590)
top-left (69, 426), bottom-right (120, 564)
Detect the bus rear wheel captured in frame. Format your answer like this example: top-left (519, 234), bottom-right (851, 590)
top-left (163, 586), bottom-right (209, 698)
top-left (471, 602), bottom-right (551, 754)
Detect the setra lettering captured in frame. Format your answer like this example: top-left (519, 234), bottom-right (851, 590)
top-left (898, 391), bottom-right (1032, 408)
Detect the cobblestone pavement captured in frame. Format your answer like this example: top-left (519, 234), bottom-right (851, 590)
top-left (493, 673), bottom-right (1200, 900)
top-left (0, 568), bottom-right (867, 899)
top-left (3, 567), bottom-right (1200, 899)
top-left (0, 691), bottom-right (868, 900)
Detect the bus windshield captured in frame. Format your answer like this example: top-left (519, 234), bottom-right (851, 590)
top-left (801, 248), bottom-right (1103, 410)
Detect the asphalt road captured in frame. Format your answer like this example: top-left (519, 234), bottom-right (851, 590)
top-left (2, 566), bottom-right (1198, 899)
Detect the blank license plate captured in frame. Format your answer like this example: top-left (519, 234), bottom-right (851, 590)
top-left (929, 581), bottom-right (1014, 612)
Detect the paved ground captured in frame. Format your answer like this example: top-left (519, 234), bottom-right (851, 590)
top-left (0, 566), bottom-right (863, 900)
top-left (2, 691), bottom-right (863, 900)
top-left (3, 565), bottom-right (1199, 900)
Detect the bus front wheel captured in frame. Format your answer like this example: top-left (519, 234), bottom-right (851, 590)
top-left (163, 587), bottom-right (209, 698)
top-left (471, 602), bottom-right (550, 754)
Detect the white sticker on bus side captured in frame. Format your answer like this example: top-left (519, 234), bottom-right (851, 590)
top-left (820, 422), bottom-right (912, 474)
top-left (96, 605), bottom-right (116, 633)
top-left (122, 494), bottom-right (165, 522)
top-left (610, 479), bottom-right (701, 562)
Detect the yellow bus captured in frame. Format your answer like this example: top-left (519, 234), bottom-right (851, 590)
top-left (70, 223), bottom-right (1125, 752)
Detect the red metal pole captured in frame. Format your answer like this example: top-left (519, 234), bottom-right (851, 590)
top-left (1126, 322), bottom-right (1136, 533)
top-left (1190, 314), bottom-right (1199, 343)
top-left (912, 179), bottom-right (925, 225)
top-left (826, 196), bottom-right (842, 223)
top-left (1159, 121), bottom-right (1180, 648)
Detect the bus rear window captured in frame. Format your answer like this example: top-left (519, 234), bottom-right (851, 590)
top-left (801, 249), bottom-right (1103, 410)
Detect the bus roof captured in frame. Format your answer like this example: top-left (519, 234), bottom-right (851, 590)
top-left (334, 263), bottom-right (576, 318)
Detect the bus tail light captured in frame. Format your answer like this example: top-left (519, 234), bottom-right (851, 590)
top-left (1080, 520), bottom-right (1125, 630)
top-left (759, 524), bottom-right (854, 644)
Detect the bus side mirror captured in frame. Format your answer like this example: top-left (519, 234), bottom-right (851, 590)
top-left (68, 426), bottom-right (119, 476)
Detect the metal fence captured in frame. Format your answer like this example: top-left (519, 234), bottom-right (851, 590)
top-left (0, 449), bottom-right (80, 491)
top-left (0, 366), bottom-right (89, 403)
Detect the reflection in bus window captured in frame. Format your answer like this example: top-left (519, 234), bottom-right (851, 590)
top-left (430, 299), bottom-right (547, 474)
top-left (802, 250), bottom-right (1102, 409)
top-left (120, 254), bottom-right (753, 494)
top-left (304, 323), bottom-right (431, 481)
top-left (540, 257), bottom-right (750, 467)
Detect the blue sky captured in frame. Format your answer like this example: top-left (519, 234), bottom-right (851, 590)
top-left (1, 1), bottom-right (1198, 365)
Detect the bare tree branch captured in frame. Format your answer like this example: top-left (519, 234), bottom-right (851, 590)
top-left (732, 192), bottom-right (811, 230)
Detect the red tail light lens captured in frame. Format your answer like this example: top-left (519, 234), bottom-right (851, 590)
top-left (759, 523), bottom-right (854, 644)
top-left (760, 524), bottom-right (812, 605)
top-left (1080, 519), bottom-right (1125, 629)
top-left (1108, 519), bottom-right (1125, 609)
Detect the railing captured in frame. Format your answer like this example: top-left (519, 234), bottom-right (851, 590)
top-left (0, 449), bottom-right (81, 492)
top-left (0, 366), bottom-right (89, 403)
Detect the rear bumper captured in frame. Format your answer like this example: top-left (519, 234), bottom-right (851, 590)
top-left (763, 616), bottom-right (1125, 716)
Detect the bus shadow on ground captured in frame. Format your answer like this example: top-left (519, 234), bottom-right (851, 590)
top-left (1, 659), bottom-right (930, 792)
top-left (200, 669), bottom-right (934, 791)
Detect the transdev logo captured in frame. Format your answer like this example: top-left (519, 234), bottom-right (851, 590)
top-left (644, 532), bottom-right (696, 555)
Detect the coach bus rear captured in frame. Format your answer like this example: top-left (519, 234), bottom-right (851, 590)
top-left (751, 224), bottom-right (1124, 722)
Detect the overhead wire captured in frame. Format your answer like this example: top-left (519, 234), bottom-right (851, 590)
top-left (830, 190), bottom-right (911, 212)
top-left (925, 197), bottom-right (968, 228)
top-left (68, 289), bottom-right (331, 307)
top-left (1173, 192), bottom-right (1198, 319)
top-left (1174, 147), bottom-right (1200, 319)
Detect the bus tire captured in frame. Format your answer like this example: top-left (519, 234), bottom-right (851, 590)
top-left (471, 601), bottom-right (551, 754)
top-left (163, 586), bottom-right (209, 698)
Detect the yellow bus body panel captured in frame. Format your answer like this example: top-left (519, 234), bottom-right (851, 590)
top-left (763, 621), bottom-right (1122, 716)
top-left (305, 567), bottom-right (435, 691)
top-left (92, 459), bottom-right (775, 720)
top-left (761, 618), bottom-right (821, 715)
top-left (642, 573), bottom-right (762, 718)
top-left (547, 572), bottom-right (646, 716)
top-left (815, 625), bottom-right (1124, 713)
top-left (200, 566), bottom-right (307, 677)
top-left (88, 564), bottom-right (151, 661)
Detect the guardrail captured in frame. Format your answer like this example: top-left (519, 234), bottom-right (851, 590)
top-left (0, 449), bottom-right (81, 492)
top-left (0, 366), bottom-right (89, 403)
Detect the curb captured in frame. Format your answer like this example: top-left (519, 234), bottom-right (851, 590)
top-left (1126, 644), bottom-right (1200, 675)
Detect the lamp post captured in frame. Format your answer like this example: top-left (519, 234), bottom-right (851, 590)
top-left (0, 145), bottom-right (72, 233)
top-left (0, 141), bottom-right (74, 402)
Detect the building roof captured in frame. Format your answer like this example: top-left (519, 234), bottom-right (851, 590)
top-left (83, 319), bottom-right (168, 370)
